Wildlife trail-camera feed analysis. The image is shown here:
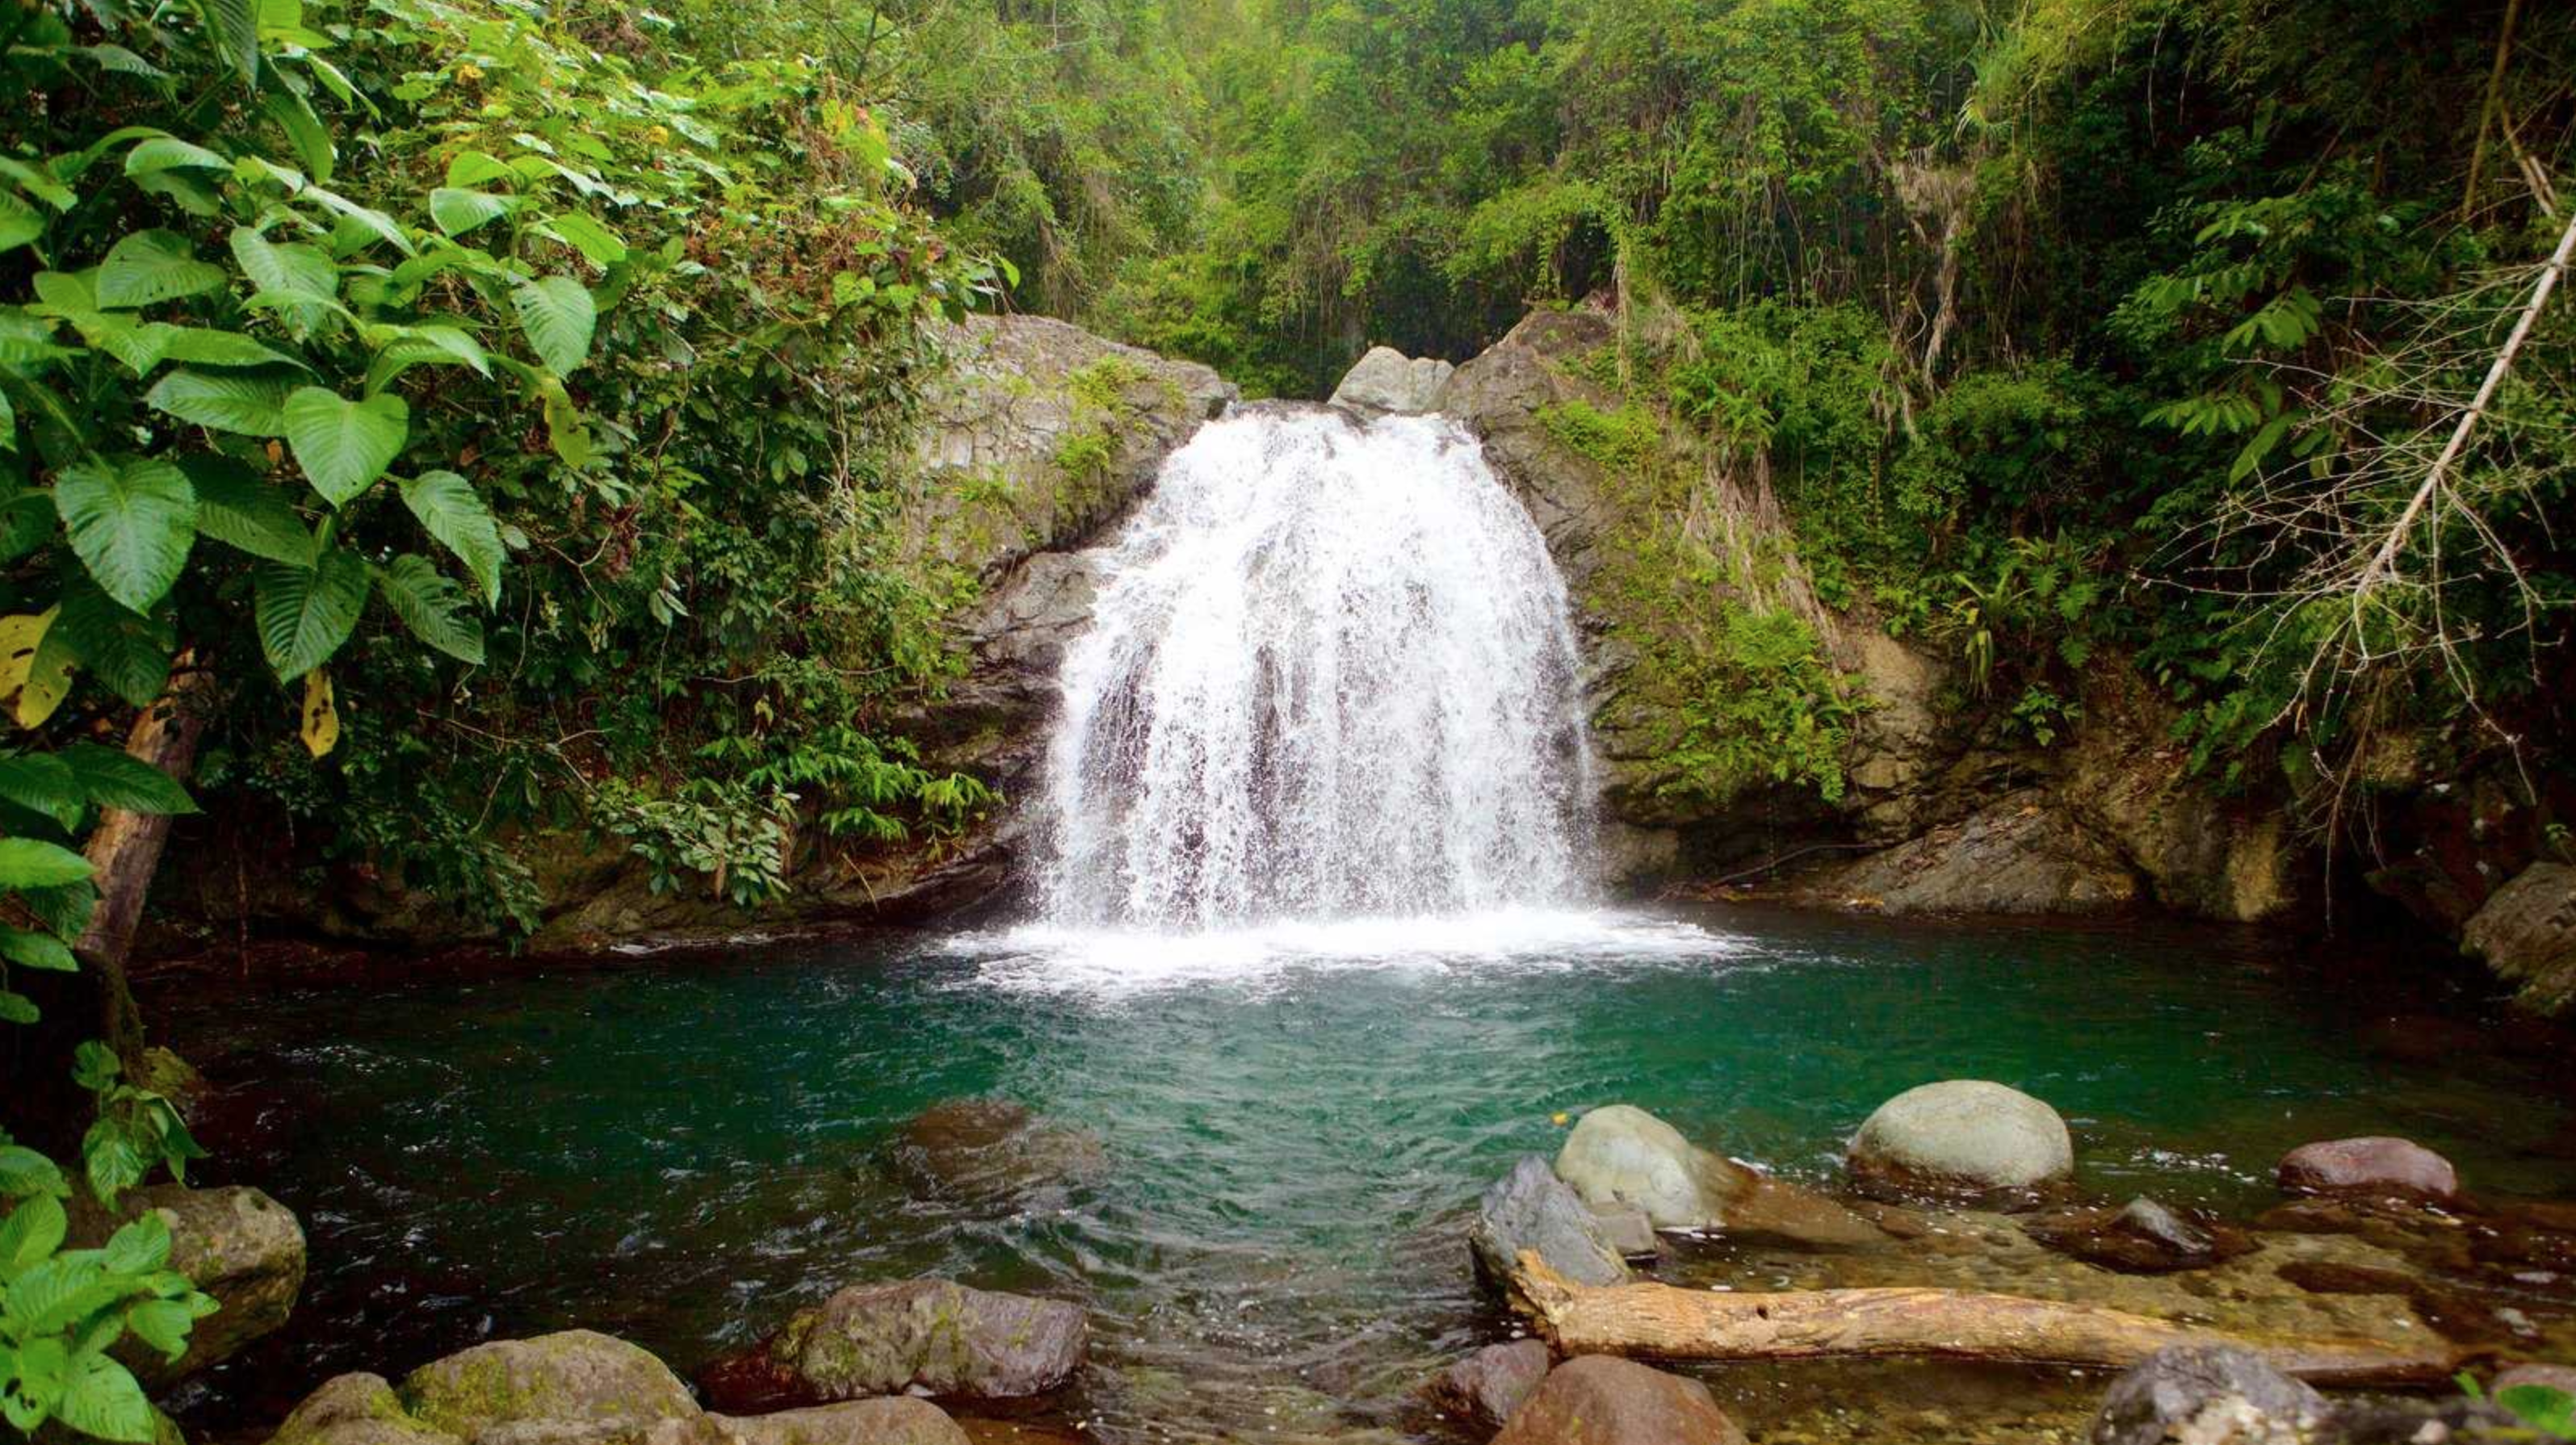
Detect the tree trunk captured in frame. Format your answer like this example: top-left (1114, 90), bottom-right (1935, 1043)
top-left (1506, 1254), bottom-right (2460, 1388)
top-left (75, 663), bottom-right (214, 1070)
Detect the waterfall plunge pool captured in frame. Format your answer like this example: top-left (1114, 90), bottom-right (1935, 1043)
top-left (153, 905), bottom-right (2576, 1443)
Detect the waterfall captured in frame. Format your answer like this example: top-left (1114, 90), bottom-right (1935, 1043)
top-left (1038, 405), bottom-right (1596, 930)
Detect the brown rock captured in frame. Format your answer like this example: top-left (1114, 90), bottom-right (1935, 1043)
top-left (2493, 1363), bottom-right (2576, 1397)
top-left (2277, 1137), bottom-right (2460, 1204)
top-left (1422, 1341), bottom-right (1551, 1431)
top-left (699, 1280), bottom-right (1085, 1412)
top-left (2024, 1198), bottom-right (2253, 1274)
top-left (1492, 1357), bottom-right (1746, 1445)
top-left (715, 1401), bottom-right (970, 1445)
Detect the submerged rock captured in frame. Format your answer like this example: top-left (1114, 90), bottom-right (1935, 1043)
top-left (700, 1279), bottom-right (1085, 1412)
top-left (715, 1400), bottom-right (971, 1445)
top-left (1492, 1356), bottom-right (1746, 1445)
top-left (69, 1183), bottom-right (305, 1384)
top-left (2025, 1197), bottom-right (2252, 1274)
top-left (2276, 1137), bottom-right (2459, 1205)
top-left (400, 1330), bottom-right (703, 1444)
top-left (886, 1099), bottom-right (1107, 1203)
top-left (1847, 1080), bottom-right (2073, 1199)
top-left (2091, 1346), bottom-right (2327, 1445)
top-left (1421, 1340), bottom-right (1551, 1432)
top-left (1328, 346), bottom-right (1454, 415)
top-left (1589, 1200), bottom-right (1661, 1258)
top-left (1554, 1105), bottom-right (1879, 1246)
top-left (1468, 1155), bottom-right (1631, 1288)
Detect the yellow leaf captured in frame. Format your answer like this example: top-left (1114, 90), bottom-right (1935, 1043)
top-left (1550, 1111), bottom-right (1571, 1127)
top-left (300, 669), bottom-right (339, 758)
top-left (2, 606), bottom-right (71, 729)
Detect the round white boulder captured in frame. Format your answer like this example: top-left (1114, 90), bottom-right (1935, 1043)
top-left (1554, 1104), bottom-right (1747, 1229)
top-left (1847, 1080), bottom-right (2074, 1192)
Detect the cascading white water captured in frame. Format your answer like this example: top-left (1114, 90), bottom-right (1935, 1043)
top-left (1039, 405), bottom-right (1596, 930)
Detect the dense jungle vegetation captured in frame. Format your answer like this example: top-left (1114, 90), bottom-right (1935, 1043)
top-left (2, 0), bottom-right (2570, 1428)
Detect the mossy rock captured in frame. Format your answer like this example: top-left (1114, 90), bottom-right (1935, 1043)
top-left (266, 1373), bottom-right (462, 1445)
top-left (399, 1331), bottom-right (699, 1442)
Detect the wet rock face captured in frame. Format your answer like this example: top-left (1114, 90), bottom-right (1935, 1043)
top-left (1469, 1154), bottom-right (1632, 1288)
top-left (69, 1183), bottom-right (305, 1384)
top-left (1848, 1080), bottom-right (2074, 1199)
top-left (1492, 1356), bottom-right (1747, 1445)
top-left (2276, 1137), bottom-right (2459, 1205)
top-left (1791, 791), bottom-right (2142, 917)
top-left (700, 1279), bottom-right (1086, 1412)
top-left (1421, 1340), bottom-right (1552, 1432)
top-left (1328, 346), bottom-right (1455, 415)
top-left (2091, 1347), bottom-right (2327, 1445)
top-left (887, 1099), bottom-right (1108, 1204)
top-left (2463, 862), bottom-right (2576, 1016)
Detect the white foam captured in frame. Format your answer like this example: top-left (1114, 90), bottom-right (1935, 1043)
top-left (942, 907), bottom-right (1746, 997)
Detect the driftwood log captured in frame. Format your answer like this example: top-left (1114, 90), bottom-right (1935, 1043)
top-left (1508, 1254), bottom-right (2461, 1388)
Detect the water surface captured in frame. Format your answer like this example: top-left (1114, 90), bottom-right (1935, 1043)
top-left (155, 905), bottom-right (2576, 1440)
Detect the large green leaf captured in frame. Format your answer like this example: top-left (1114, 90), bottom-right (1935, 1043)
top-left (254, 548), bottom-right (368, 680)
top-left (304, 186), bottom-right (413, 256)
top-left (182, 455), bottom-right (313, 565)
top-left (191, 0), bottom-right (260, 84)
top-left (537, 212), bottom-right (626, 266)
top-left (46, 580), bottom-right (174, 707)
top-left (52, 457), bottom-right (196, 612)
top-left (0, 837), bottom-right (94, 890)
top-left (398, 471), bottom-right (504, 605)
top-left (261, 89), bottom-right (336, 184)
top-left (0, 753), bottom-right (86, 831)
top-left (0, 191), bottom-right (42, 255)
top-left (123, 137), bottom-right (229, 178)
top-left (429, 188), bottom-right (518, 237)
top-left (158, 327), bottom-right (305, 370)
top-left (145, 369), bottom-right (293, 436)
top-left (228, 228), bottom-right (337, 299)
top-left (55, 1350), bottom-right (155, 1443)
top-left (0, 926), bottom-right (77, 971)
top-left (282, 387), bottom-right (407, 506)
top-left (444, 152), bottom-right (514, 188)
top-left (511, 276), bottom-right (595, 374)
top-left (376, 555), bottom-right (485, 664)
top-left (61, 742), bottom-right (196, 815)
top-left (94, 230), bottom-right (227, 308)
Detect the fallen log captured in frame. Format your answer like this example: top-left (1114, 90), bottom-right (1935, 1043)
top-left (1509, 1254), bottom-right (2461, 1388)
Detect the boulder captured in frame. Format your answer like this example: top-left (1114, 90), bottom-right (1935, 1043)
top-left (1589, 1200), bottom-right (1660, 1258)
top-left (700, 1280), bottom-right (1085, 1412)
top-left (886, 1099), bottom-right (1107, 1204)
top-left (69, 1183), bottom-right (305, 1383)
top-left (1555, 1105), bottom-right (1878, 1246)
top-left (268, 1374), bottom-right (461, 1445)
top-left (2024, 1197), bottom-right (2252, 1274)
top-left (1421, 1340), bottom-right (1552, 1432)
top-left (2462, 863), bottom-right (2576, 1015)
top-left (1847, 1080), bottom-right (2073, 1198)
top-left (714, 1401), bottom-right (971, 1445)
top-left (1491, 1357), bottom-right (1746, 1445)
top-left (1467, 1155), bottom-right (1630, 1289)
top-left (2276, 1137), bottom-right (2459, 1204)
top-left (1328, 346), bottom-right (1454, 415)
top-left (2091, 1347), bottom-right (2326, 1445)
top-left (400, 1331), bottom-right (703, 1445)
